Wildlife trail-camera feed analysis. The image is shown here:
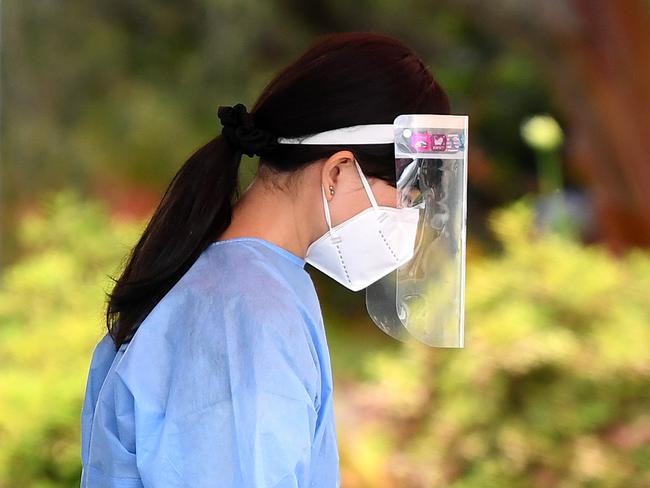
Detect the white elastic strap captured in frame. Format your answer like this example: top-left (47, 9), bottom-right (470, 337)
top-left (277, 124), bottom-right (394, 145)
top-left (353, 159), bottom-right (379, 210)
top-left (320, 184), bottom-right (337, 237)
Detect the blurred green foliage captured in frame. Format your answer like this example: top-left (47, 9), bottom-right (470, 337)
top-left (0, 190), bottom-right (141, 487)
top-left (1, 190), bottom-right (648, 487)
top-left (339, 197), bottom-right (650, 487)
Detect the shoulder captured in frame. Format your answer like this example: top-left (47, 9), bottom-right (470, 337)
top-left (81, 332), bottom-right (117, 420)
top-left (189, 240), bottom-right (306, 296)
top-left (181, 240), bottom-right (315, 342)
top-left (83, 332), bottom-right (118, 402)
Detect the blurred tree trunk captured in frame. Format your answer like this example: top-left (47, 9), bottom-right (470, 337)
top-left (546, 0), bottom-right (650, 252)
top-left (450, 0), bottom-right (650, 252)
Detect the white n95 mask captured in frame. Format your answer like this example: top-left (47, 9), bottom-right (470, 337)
top-left (304, 158), bottom-right (421, 292)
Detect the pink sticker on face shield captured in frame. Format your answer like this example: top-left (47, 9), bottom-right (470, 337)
top-left (411, 132), bottom-right (431, 152)
top-left (430, 134), bottom-right (447, 151)
top-left (408, 131), bottom-right (461, 153)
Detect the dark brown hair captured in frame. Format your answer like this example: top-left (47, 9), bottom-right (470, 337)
top-left (106, 31), bottom-right (451, 350)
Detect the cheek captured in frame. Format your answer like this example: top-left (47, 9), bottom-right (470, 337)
top-left (328, 191), bottom-right (372, 226)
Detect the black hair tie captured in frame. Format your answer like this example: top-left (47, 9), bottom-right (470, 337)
top-left (217, 103), bottom-right (279, 158)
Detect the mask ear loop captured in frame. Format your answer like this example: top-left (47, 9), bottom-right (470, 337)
top-left (353, 158), bottom-right (380, 214)
top-left (320, 184), bottom-right (339, 238)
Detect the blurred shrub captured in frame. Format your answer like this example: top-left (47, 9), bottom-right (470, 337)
top-left (0, 189), bottom-right (141, 487)
top-left (339, 196), bottom-right (650, 487)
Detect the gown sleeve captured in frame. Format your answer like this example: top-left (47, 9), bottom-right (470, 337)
top-left (131, 288), bottom-right (321, 488)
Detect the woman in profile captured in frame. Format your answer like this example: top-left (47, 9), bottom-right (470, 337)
top-left (79, 31), bottom-right (451, 487)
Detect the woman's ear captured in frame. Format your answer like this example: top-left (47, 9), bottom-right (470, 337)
top-left (321, 150), bottom-right (355, 201)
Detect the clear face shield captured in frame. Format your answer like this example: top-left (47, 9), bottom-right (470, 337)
top-left (277, 114), bottom-right (468, 348)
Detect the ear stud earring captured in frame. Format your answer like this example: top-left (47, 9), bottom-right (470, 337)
top-left (329, 185), bottom-right (335, 195)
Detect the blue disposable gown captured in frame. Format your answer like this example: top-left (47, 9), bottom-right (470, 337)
top-left (79, 237), bottom-right (340, 487)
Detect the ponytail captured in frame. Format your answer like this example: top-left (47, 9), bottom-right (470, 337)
top-left (106, 134), bottom-right (243, 351)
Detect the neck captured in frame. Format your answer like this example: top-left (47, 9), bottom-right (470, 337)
top-left (216, 177), bottom-right (316, 259)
